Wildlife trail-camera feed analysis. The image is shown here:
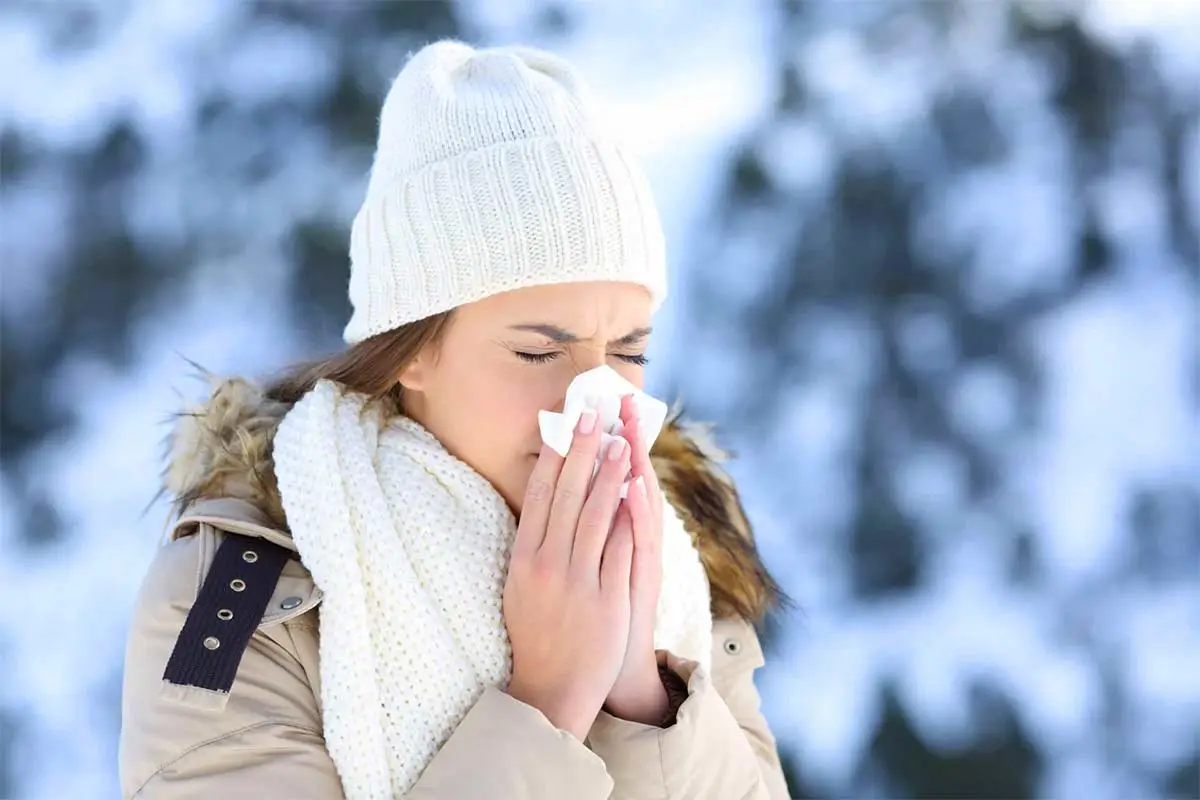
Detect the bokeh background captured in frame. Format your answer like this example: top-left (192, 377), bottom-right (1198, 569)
top-left (2, 1), bottom-right (1199, 798)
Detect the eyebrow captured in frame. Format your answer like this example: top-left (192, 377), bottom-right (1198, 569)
top-left (509, 323), bottom-right (653, 346)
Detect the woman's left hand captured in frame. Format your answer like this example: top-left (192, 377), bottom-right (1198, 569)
top-left (602, 395), bottom-right (670, 725)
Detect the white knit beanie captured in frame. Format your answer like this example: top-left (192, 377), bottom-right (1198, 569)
top-left (343, 40), bottom-right (668, 344)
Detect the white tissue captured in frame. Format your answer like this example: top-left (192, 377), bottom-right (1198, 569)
top-left (538, 365), bottom-right (669, 497)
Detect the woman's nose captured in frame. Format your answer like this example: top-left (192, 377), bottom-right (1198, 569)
top-left (570, 347), bottom-right (607, 374)
top-left (544, 351), bottom-right (606, 413)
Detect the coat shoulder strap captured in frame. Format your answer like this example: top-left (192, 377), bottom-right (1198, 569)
top-left (162, 532), bottom-right (292, 695)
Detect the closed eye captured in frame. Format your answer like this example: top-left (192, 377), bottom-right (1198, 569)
top-left (514, 352), bottom-right (649, 366)
top-left (514, 351), bottom-right (558, 364)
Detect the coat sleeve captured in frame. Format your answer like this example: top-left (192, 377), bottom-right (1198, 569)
top-left (586, 617), bottom-right (791, 800)
top-left (119, 532), bottom-right (613, 800)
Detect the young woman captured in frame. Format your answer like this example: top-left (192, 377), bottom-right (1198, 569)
top-left (119, 40), bottom-right (790, 799)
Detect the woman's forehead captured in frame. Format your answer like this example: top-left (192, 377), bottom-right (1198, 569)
top-left (468, 281), bottom-right (653, 325)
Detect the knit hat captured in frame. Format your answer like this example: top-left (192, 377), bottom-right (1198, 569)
top-left (343, 40), bottom-right (668, 344)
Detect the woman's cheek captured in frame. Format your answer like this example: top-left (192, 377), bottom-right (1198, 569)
top-left (612, 361), bottom-right (645, 389)
top-left (517, 365), bottom-right (569, 413)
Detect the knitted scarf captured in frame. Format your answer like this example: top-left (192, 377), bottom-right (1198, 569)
top-left (272, 379), bottom-right (713, 798)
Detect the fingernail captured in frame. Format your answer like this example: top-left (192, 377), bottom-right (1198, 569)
top-left (577, 409), bottom-right (597, 435)
top-left (634, 475), bottom-right (646, 498)
top-left (607, 438), bottom-right (627, 461)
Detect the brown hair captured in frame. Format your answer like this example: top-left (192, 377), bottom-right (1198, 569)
top-left (264, 311), bottom-right (455, 414)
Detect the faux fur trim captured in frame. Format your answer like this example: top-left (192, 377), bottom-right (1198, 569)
top-left (166, 376), bottom-right (784, 622)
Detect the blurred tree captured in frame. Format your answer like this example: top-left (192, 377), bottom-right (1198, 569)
top-left (856, 680), bottom-right (1042, 798)
top-left (682, 1), bottom-right (1199, 796)
top-left (1, 0), bottom-right (465, 546)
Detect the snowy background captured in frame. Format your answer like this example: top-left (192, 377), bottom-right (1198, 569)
top-left (2, 1), bottom-right (1198, 798)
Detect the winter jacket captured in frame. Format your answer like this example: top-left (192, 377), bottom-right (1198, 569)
top-left (119, 378), bottom-right (791, 799)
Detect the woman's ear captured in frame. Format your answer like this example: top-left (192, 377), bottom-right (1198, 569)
top-left (396, 350), bottom-right (431, 393)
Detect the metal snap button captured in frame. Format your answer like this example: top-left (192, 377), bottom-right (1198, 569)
top-left (203, 636), bottom-right (221, 650)
top-left (217, 609), bottom-right (233, 621)
top-left (723, 638), bottom-right (741, 655)
top-left (280, 596), bottom-right (303, 610)
top-left (230, 579), bottom-right (246, 592)
top-left (242, 550), bottom-right (259, 563)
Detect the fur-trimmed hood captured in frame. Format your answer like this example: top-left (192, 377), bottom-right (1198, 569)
top-left (165, 377), bottom-right (783, 623)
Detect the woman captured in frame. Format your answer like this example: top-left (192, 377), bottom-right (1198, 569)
top-left (119, 40), bottom-right (790, 799)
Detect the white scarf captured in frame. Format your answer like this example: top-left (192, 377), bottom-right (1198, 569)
top-left (273, 379), bottom-right (713, 798)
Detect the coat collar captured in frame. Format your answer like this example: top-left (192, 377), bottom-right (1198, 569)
top-left (165, 376), bottom-right (784, 622)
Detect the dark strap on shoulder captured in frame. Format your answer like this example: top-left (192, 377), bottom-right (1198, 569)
top-left (163, 532), bottom-right (292, 694)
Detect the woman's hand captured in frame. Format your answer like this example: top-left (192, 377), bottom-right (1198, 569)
top-left (503, 408), bottom-right (635, 741)
top-left (603, 395), bottom-right (670, 725)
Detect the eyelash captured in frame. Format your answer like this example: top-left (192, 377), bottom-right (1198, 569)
top-left (515, 351), bottom-right (649, 367)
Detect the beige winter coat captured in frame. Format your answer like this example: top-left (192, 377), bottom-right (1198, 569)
top-left (119, 378), bottom-right (791, 799)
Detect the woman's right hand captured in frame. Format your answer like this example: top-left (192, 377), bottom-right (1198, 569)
top-left (503, 407), bottom-right (635, 741)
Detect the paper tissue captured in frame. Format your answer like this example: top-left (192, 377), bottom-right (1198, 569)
top-left (537, 365), bottom-right (669, 496)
